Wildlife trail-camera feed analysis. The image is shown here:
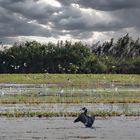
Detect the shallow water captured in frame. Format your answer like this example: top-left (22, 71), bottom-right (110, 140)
top-left (0, 83), bottom-right (140, 95)
top-left (0, 117), bottom-right (139, 140)
top-left (0, 83), bottom-right (140, 114)
top-left (0, 103), bottom-right (140, 113)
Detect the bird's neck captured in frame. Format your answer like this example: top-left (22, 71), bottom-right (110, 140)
top-left (84, 110), bottom-right (87, 114)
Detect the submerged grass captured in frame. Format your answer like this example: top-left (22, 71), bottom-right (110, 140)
top-left (0, 90), bottom-right (140, 104)
top-left (0, 110), bottom-right (139, 118)
top-left (0, 95), bottom-right (140, 104)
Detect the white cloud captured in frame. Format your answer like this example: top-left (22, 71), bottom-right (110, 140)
top-left (37, 0), bottom-right (62, 7)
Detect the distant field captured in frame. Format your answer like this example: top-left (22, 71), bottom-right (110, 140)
top-left (0, 74), bottom-right (140, 86)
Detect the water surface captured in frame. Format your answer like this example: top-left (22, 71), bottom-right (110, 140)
top-left (0, 117), bottom-right (139, 140)
top-left (0, 103), bottom-right (139, 114)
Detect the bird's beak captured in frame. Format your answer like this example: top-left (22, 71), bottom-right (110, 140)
top-left (80, 108), bottom-right (83, 111)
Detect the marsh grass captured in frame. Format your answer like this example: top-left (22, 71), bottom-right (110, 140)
top-left (0, 110), bottom-right (139, 118)
top-left (0, 74), bottom-right (140, 86)
top-left (0, 74), bottom-right (139, 104)
top-left (0, 92), bottom-right (140, 104)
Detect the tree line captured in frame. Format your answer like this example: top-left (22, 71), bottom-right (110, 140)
top-left (0, 34), bottom-right (140, 74)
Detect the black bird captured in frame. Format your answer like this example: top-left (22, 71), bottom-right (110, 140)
top-left (74, 107), bottom-right (95, 128)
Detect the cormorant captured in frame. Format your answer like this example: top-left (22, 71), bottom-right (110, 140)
top-left (74, 107), bottom-right (95, 128)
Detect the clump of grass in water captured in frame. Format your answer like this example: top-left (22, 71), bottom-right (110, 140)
top-left (0, 110), bottom-right (139, 118)
top-left (0, 111), bottom-right (78, 118)
top-left (0, 96), bottom-right (140, 104)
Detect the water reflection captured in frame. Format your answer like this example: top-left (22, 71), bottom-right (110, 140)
top-left (0, 83), bottom-right (140, 95)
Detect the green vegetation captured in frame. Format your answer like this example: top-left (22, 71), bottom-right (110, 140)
top-left (0, 110), bottom-right (139, 117)
top-left (0, 34), bottom-right (140, 74)
top-left (0, 74), bottom-right (140, 85)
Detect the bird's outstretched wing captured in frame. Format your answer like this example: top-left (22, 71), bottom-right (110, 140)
top-left (74, 113), bottom-right (86, 124)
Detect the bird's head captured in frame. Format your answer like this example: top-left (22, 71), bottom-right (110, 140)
top-left (81, 107), bottom-right (88, 113)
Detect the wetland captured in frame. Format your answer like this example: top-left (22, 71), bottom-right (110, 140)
top-left (0, 74), bottom-right (140, 139)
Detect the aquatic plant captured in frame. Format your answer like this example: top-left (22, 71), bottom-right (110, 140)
top-left (0, 110), bottom-right (139, 118)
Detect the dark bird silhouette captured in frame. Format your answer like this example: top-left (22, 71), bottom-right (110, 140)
top-left (74, 107), bottom-right (95, 128)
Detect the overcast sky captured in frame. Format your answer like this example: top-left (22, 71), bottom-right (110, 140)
top-left (0, 0), bottom-right (140, 45)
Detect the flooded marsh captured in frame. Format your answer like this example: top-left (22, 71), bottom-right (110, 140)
top-left (0, 82), bottom-right (140, 104)
top-left (0, 74), bottom-right (140, 139)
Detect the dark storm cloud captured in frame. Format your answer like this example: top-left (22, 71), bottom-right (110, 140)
top-left (50, 4), bottom-right (126, 33)
top-left (0, 0), bottom-right (60, 24)
top-left (108, 8), bottom-right (140, 32)
top-left (54, 0), bottom-right (140, 36)
top-left (0, 0), bottom-right (60, 44)
top-left (57, 0), bottom-right (140, 11)
top-left (0, 6), bottom-right (52, 38)
top-left (0, 0), bottom-right (140, 44)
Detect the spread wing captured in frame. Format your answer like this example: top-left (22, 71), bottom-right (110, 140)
top-left (74, 113), bottom-right (86, 124)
